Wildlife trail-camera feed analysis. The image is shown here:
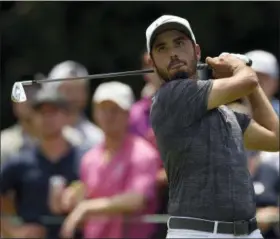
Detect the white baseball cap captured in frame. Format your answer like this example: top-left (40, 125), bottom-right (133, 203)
top-left (245, 50), bottom-right (279, 80)
top-left (146, 15), bottom-right (196, 54)
top-left (44, 61), bottom-right (89, 90)
top-left (48, 60), bottom-right (88, 79)
top-left (93, 81), bottom-right (134, 111)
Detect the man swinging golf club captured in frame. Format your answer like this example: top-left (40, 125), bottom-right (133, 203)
top-left (147, 15), bottom-right (279, 238)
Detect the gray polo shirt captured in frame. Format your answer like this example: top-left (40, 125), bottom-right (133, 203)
top-left (150, 79), bottom-right (256, 222)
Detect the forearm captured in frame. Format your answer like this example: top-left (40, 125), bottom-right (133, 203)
top-left (83, 193), bottom-right (145, 217)
top-left (257, 207), bottom-right (279, 232)
top-left (1, 217), bottom-right (16, 236)
top-left (208, 67), bottom-right (258, 110)
top-left (1, 195), bottom-right (17, 236)
top-left (248, 85), bottom-right (279, 133)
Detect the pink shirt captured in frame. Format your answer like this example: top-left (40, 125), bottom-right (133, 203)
top-left (129, 98), bottom-right (154, 144)
top-left (129, 98), bottom-right (162, 168)
top-left (80, 134), bottom-right (159, 238)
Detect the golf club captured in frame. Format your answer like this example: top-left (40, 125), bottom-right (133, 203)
top-left (11, 54), bottom-right (252, 103)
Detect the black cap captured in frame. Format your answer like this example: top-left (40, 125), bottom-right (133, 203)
top-left (31, 88), bottom-right (69, 110)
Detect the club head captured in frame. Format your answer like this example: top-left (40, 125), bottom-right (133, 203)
top-left (11, 82), bottom-right (27, 103)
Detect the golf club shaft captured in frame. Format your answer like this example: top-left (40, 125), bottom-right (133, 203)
top-left (21, 63), bottom-right (209, 86)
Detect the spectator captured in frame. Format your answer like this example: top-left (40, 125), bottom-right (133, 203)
top-left (1, 101), bottom-right (37, 164)
top-left (129, 52), bottom-right (168, 239)
top-left (0, 89), bottom-right (87, 239)
top-left (245, 50), bottom-right (280, 176)
top-left (259, 151), bottom-right (279, 172)
top-left (1, 79), bottom-right (85, 165)
top-left (129, 51), bottom-right (161, 146)
top-left (60, 82), bottom-right (159, 239)
top-left (245, 50), bottom-right (279, 115)
top-left (247, 151), bottom-right (280, 239)
top-left (46, 60), bottom-right (104, 148)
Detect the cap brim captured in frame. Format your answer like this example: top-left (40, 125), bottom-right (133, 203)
top-left (94, 97), bottom-right (130, 111)
top-left (32, 100), bottom-right (69, 111)
top-left (150, 22), bottom-right (194, 51)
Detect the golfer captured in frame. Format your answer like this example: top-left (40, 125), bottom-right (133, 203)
top-left (147, 15), bottom-right (279, 238)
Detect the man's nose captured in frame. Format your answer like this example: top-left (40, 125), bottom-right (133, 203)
top-left (170, 54), bottom-right (179, 61)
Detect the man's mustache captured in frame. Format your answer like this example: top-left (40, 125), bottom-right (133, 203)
top-left (168, 59), bottom-right (187, 70)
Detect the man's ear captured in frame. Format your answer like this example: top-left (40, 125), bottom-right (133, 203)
top-left (148, 54), bottom-right (156, 69)
top-left (146, 53), bottom-right (154, 67)
top-left (195, 44), bottom-right (201, 62)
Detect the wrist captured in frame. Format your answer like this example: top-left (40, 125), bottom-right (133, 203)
top-left (248, 84), bottom-right (261, 97)
top-left (232, 64), bottom-right (250, 75)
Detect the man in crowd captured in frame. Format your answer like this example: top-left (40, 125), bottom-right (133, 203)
top-left (129, 51), bottom-right (161, 147)
top-left (129, 51), bottom-right (167, 184)
top-left (245, 50), bottom-right (279, 115)
top-left (1, 99), bottom-right (37, 164)
top-left (245, 51), bottom-right (280, 174)
top-left (0, 89), bottom-right (87, 238)
top-left (60, 81), bottom-right (159, 239)
top-left (247, 151), bottom-right (280, 239)
top-left (0, 99), bottom-right (38, 238)
top-left (228, 100), bottom-right (279, 239)
top-left (46, 60), bottom-right (104, 148)
top-left (129, 52), bottom-right (168, 238)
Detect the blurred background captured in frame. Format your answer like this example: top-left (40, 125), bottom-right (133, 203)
top-left (1, 1), bottom-right (279, 127)
top-left (1, 2), bottom-right (279, 239)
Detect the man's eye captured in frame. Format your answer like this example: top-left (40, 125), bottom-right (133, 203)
top-left (176, 41), bottom-right (185, 47)
top-left (157, 46), bottom-right (165, 52)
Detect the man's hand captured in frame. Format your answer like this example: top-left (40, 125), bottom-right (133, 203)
top-left (60, 182), bottom-right (85, 213)
top-left (60, 202), bottom-right (88, 239)
top-left (257, 207), bottom-right (279, 232)
top-left (206, 53), bottom-right (252, 79)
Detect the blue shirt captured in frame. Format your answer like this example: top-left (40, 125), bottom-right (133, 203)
top-left (252, 163), bottom-right (280, 238)
top-left (0, 144), bottom-right (87, 239)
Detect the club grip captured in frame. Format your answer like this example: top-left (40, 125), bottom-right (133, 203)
top-left (198, 56), bottom-right (252, 70)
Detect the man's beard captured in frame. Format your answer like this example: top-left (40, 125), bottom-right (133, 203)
top-left (154, 61), bottom-right (197, 83)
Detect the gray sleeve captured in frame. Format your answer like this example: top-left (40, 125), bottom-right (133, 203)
top-left (161, 79), bottom-right (213, 126)
top-left (233, 111), bottom-right (252, 134)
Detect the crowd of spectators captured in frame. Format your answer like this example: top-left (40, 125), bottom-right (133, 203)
top-left (1, 50), bottom-right (279, 239)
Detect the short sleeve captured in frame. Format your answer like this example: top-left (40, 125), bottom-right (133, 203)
top-left (159, 79), bottom-right (213, 127)
top-left (233, 111), bottom-right (252, 134)
top-left (0, 156), bottom-right (21, 194)
top-left (124, 147), bottom-right (159, 200)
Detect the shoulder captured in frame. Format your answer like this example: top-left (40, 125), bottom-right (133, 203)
top-left (72, 144), bottom-right (90, 159)
top-left (129, 134), bottom-right (159, 160)
top-left (130, 98), bottom-right (149, 111)
top-left (82, 120), bottom-right (104, 140)
top-left (81, 119), bottom-right (102, 133)
top-left (260, 151), bottom-right (279, 171)
top-left (1, 124), bottom-right (21, 137)
top-left (2, 148), bottom-right (36, 168)
top-left (130, 98), bottom-right (150, 118)
top-left (79, 144), bottom-right (101, 167)
top-left (63, 125), bottom-right (84, 146)
top-left (1, 125), bottom-right (23, 147)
